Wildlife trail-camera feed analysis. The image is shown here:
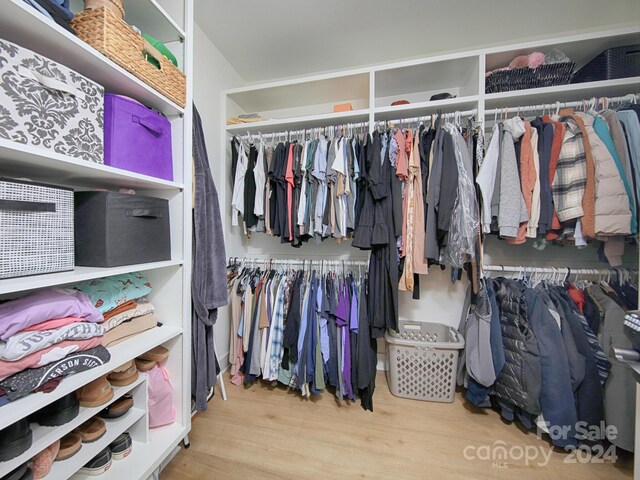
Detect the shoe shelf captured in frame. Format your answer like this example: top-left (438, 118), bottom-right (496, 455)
top-left (82, 423), bottom-right (189, 480)
top-left (0, 326), bottom-right (182, 431)
top-left (0, 377), bottom-right (145, 478)
top-left (54, 407), bottom-right (146, 480)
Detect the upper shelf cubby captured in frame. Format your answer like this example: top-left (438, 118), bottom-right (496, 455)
top-left (226, 72), bottom-right (370, 123)
top-left (374, 55), bottom-right (480, 108)
top-left (485, 30), bottom-right (639, 73)
top-left (1, 0), bottom-right (184, 115)
top-left (69, 0), bottom-right (185, 42)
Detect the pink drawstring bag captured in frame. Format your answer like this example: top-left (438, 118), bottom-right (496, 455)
top-left (147, 364), bottom-right (176, 428)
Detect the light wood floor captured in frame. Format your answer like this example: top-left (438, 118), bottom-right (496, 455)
top-left (163, 372), bottom-right (633, 480)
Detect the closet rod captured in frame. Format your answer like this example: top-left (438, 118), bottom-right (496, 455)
top-left (229, 257), bottom-right (369, 267)
top-left (376, 109), bottom-right (477, 127)
top-left (230, 122), bottom-right (370, 141)
top-left (484, 93), bottom-right (639, 117)
top-left (482, 264), bottom-right (637, 276)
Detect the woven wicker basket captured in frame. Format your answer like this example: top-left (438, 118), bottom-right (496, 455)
top-left (72, 6), bottom-right (186, 107)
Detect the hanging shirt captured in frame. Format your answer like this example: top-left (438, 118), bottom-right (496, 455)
top-left (313, 138), bottom-right (328, 236)
top-left (266, 277), bottom-right (287, 381)
top-left (476, 124), bottom-right (500, 233)
top-left (527, 127), bottom-right (541, 238)
top-left (332, 138), bottom-right (347, 238)
top-left (253, 141), bottom-right (267, 217)
top-left (297, 141), bottom-right (309, 229)
top-left (231, 140), bottom-right (248, 227)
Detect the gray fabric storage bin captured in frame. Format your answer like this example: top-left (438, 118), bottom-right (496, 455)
top-left (74, 191), bottom-right (170, 267)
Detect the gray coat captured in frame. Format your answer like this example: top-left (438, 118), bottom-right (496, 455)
top-left (590, 285), bottom-right (637, 452)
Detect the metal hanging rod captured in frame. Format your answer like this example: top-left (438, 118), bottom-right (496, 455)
top-left (485, 93), bottom-right (639, 118)
top-left (482, 264), bottom-right (637, 278)
top-left (376, 109), bottom-right (477, 127)
top-left (228, 256), bottom-right (369, 267)
top-left (229, 122), bottom-right (370, 142)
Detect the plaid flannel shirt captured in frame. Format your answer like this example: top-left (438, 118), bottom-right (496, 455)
top-left (552, 117), bottom-right (587, 221)
top-left (268, 278), bottom-right (289, 381)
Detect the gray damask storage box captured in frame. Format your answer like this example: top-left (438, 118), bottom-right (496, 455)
top-left (0, 38), bottom-right (104, 163)
top-left (0, 178), bottom-right (74, 279)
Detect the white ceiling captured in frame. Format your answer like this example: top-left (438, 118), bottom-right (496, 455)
top-left (195, 0), bottom-right (640, 83)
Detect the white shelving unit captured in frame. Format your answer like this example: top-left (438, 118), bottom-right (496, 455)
top-left (0, 0), bottom-right (193, 478)
top-left (0, 139), bottom-right (184, 191)
top-left (222, 26), bottom-right (640, 259)
top-left (223, 26), bottom-right (639, 137)
top-left (219, 25), bottom-right (640, 358)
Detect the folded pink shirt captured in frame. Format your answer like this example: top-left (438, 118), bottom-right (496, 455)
top-left (20, 317), bottom-right (86, 333)
top-left (0, 336), bottom-right (103, 381)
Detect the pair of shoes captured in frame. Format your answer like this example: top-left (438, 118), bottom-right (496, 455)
top-left (136, 346), bottom-right (169, 372)
top-left (0, 419), bottom-right (32, 462)
top-left (99, 394), bottom-right (134, 419)
top-left (55, 416), bottom-right (106, 462)
top-left (31, 392), bottom-right (79, 427)
top-left (1, 463), bottom-right (33, 480)
top-left (107, 360), bottom-right (138, 387)
top-left (77, 433), bottom-right (132, 476)
top-left (75, 359), bottom-right (140, 409)
top-left (28, 440), bottom-right (59, 479)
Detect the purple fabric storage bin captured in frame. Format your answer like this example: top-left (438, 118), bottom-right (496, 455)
top-left (104, 93), bottom-right (173, 180)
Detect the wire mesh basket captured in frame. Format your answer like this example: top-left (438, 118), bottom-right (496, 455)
top-left (0, 178), bottom-right (74, 279)
top-left (485, 62), bottom-right (575, 94)
top-left (385, 319), bottom-right (464, 403)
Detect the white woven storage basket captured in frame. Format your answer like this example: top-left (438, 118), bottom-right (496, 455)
top-left (385, 319), bottom-right (464, 403)
top-left (0, 178), bottom-right (74, 278)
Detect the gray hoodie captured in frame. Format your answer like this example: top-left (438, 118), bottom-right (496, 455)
top-left (499, 117), bottom-right (529, 238)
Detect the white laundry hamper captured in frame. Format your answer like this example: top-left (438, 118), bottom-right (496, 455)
top-left (385, 319), bottom-right (465, 403)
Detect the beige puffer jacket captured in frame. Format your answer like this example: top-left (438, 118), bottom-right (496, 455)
top-left (575, 113), bottom-right (631, 236)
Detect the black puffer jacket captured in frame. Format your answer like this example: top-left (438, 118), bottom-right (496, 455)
top-left (492, 279), bottom-right (542, 415)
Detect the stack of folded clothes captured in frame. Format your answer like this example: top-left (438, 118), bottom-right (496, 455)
top-left (0, 288), bottom-right (109, 404)
top-left (22, 0), bottom-right (76, 34)
top-left (226, 113), bottom-right (266, 125)
top-left (73, 272), bottom-right (159, 347)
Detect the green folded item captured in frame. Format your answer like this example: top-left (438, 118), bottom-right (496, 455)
top-left (142, 33), bottom-right (178, 69)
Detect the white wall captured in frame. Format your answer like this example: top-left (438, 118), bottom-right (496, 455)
top-left (192, 22), bottom-right (243, 369)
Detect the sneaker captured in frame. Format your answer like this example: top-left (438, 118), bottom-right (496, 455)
top-left (77, 447), bottom-right (112, 476)
top-left (109, 433), bottom-right (132, 461)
